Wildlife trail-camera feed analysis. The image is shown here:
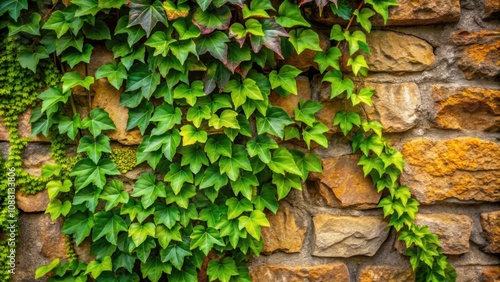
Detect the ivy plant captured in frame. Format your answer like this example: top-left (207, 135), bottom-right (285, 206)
top-left (0, 0), bottom-right (456, 281)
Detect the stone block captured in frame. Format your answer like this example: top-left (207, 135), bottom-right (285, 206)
top-left (366, 31), bottom-right (435, 72)
top-left (13, 213), bottom-right (67, 282)
top-left (452, 30), bottom-right (500, 80)
top-left (414, 213), bottom-right (472, 255)
top-left (261, 202), bottom-right (307, 254)
top-left (249, 263), bottom-right (350, 282)
top-left (268, 76), bottom-right (312, 117)
top-left (16, 190), bottom-right (50, 213)
top-left (358, 266), bottom-right (415, 282)
top-left (432, 86), bottom-right (500, 131)
top-left (314, 155), bottom-right (381, 209)
top-left (312, 214), bottom-right (389, 257)
top-left (483, 266), bottom-right (500, 282)
top-left (91, 78), bottom-right (142, 145)
top-left (307, 0), bottom-right (460, 26)
top-left (400, 137), bottom-right (500, 204)
top-left (0, 108), bottom-right (50, 142)
top-left (480, 210), bottom-right (500, 254)
top-left (364, 82), bottom-right (421, 132)
top-left (482, 0), bottom-right (500, 19)
top-left (21, 143), bottom-right (54, 177)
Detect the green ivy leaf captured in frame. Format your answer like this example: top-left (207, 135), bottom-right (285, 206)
top-left (190, 225), bottom-right (225, 255)
top-left (238, 210), bottom-right (270, 239)
top-left (18, 45), bottom-right (49, 73)
top-left (180, 124), bottom-right (207, 146)
top-left (230, 171), bottom-right (258, 200)
top-left (126, 63), bottom-right (160, 99)
top-left (85, 256), bottom-right (112, 279)
top-left (209, 110), bottom-right (240, 130)
top-left (72, 0), bottom-right (100, 16)
top-left (35, 258), bottom-right (59, 279)
top-left (354, 8), bottom-right (376, 32)
top-left (82, 108), bottom-right (116, 137)
top-left (199, 164), bottom-right (229, 190)
top-left (0, 0), bottom-right (28, 21)
top-left (132, 173), bottom-right (166, 208)
top-left (73, 185), bottom-right (102, 212)
top-left (145, 30), bottom-right (176, 57)
top-left (45, 199), bottom-right (72, 221)
top-left (187, 104), bottom-right (211, 128)
top-left (246, 134), bottom-right (278, 164)
top-left (267, 147), bottom-right (302, 177)
top-left (42, 11), bottom-right (70, 38)
top-left (95, 62), bottom-right (128, 90)
top-left (41, 163), bottom-right (61, 179)
top-left (77, 134), bottom-right (111, 163)
top-left (256, 106), bottom-right (293, 139)
top-left (61, 211), bottom-right (94, 245)
top-left (160, 242), bottom-right (192, 271)
top-left (134, 237), bottom-right (156, 263)
top-left (344, 30), bottom-right (367, 56)
top-left (99, 0), bottom-right (128, 8)
top-left (348, 54), bottom-right (369, 76)
top-left (136, 136), bottom-right (163, 169)
top-left (165, 184), bottom-right (197, 209)
top-left (196, 31), bottom-right (230, 64)
top-left (272, 172), bottom-right (302, 200)
top-left (168, 266), bottom-right (198, 282)
top-left (330, 0), bottom-right (352, 20)
top-left (207, 258), bottom-right (239, 282)
top-left (242, 0), bottom-right (274, 18)
top-left (226, 197), bottom-right (253, 219)
top-left (365, 0), bottom-right (399, 24)
top-left (219, 145), bottom-right (252, 181)
top-left (276, 0), bottom-right (310, 28)
top-left (8, 12), bottom-right (40, 36)
top-left (93, 210), bottom-right (129, 245)
top-left (127, 101), bottom-right (153, 135)
top-left (156, 224), bottom-right (183, 249)
top-left (193, 5), bottom-right (231, 34)
top-left (361, 120), bottom-right (383, 137)
top-left (351, 87), bottom-right (374, 106)
top-left (322, 70), bottom-right (354, 98)
top-left (329, 24), bottom-right (344, 41)
top-left (333, 111), bottom-right (361, 136)
top-left (46, 179), bottom-right (72, 200)
top-left (180, 145), bottom-right (209, 174)
top-left (100, 180), bottom-right (129, 211)
top-left (226, 42), bottom-right (251, 73)
top-left (170, 39), bottom-right (198, 65)
top-left (61, 71), bottom-right (94, 93)
top-left (38, 87), bottom-right (71, 114)
top-left (303, 121), bottom-right (329, 149)
top-left (129, 222), bottom-right (156, 247)
top-left (249, 19), bottom-right (288, 59)
top-left (141, 256), bottom-right (172, 282)
top-left (294, 100), bottom-right (323, 127)
top-left (163, 0), bottom-right (190, 20)
top-left (291, 150), bottom-right (323, 181)
top-left (128, 0), bottom-right (168, 37)
top-left (225, 78), bottom-right (263, 109)
top-left (164, 163), bottom-right (194, 194)
top-left (289, 28), bottom-right (322, 54)
top-left (269, 65), bottom-right (302, 94)
top-left (173, 80), bottom-right (205, 106)
top-left (358, 154), bottom-right (385, 177)
top-left (252, 184), bottom-right (278, 213)
top-left (313, 47), bottom-right (341, 73)
top-left (70, 158), bottom-right (120, 190)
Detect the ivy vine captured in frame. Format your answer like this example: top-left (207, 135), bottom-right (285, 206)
top-left (0, 0), bottom-right (456, 281)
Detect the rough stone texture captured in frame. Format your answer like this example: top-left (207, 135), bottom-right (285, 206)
top-left (249, 263), bottom-right (350, 282)
top-left (364, 83), bottom-right (421, 132)
top-left (480, 211), bottom-right (500, 254)
top-left (268, 76), bottom-right (312, 117)
top-left (13, 213), bottom-right (67, 282)
top-left (452, 30), bottom-right (500, 80)
top-left (91, 78), bottom-right (142, 145)
top-left (0, 108), bottom-right (50, 142)
top-left (21, 144), bottom-right (54, 177)
top-left (432, 86), bottom-right (500, 131)
top-left (312, 215), bottom-right (390, 257)
top-left (482, 0), bottom-right (500, 19)
top-left (483, 266), bottom-right (500, 282)
top-left (283, 30), bottom-right (330, 71)
top-left (261, 202), bottom-right (307, 254)
top-left (308, 0), bottom-right (460, 26)
top-left (357, 266), bottom-right (415, 282)
top-left (365, 31), bottom-right (435, 72)
top-left (414, 213), bottom-right (473, 255)
top-left (400, 137), bottom-right (500, 204)
top-left (311, 155), bottom-right (381, 209)
top-left (16, 190), bottom-right (50, 213)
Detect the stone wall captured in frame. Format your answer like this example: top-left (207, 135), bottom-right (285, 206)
top-left (1, 0), bottom-right (499, 281)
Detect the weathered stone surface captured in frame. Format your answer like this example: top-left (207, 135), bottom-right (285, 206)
top-left (432, 86), bottom-right (500, 131)
top-left (21, 144), bottom-right (54, 177)
top-left (13, 213), bottom-right (67, 282)
top-left (364, 83), bottom-right (421, 132)
top-left (0, 108), bottom-right (50, 142)
top-left (482, 0), bottom-right (500, 19)
top-left (261, 202), bottom-right (307, 254)
top-left (312, 215), bottom-right (389, 257)
top-left (414, 213), bottom-right (472, 255)
top-left (313, 155), bottom-right (381, 209)
top-left (366, 31), bottom-right (435, 72)
top-left (483, 266), bottom-right (500, 282)
top-left (283, 31), bottom-right (330, 71)
top-left (249, 263), bottom-right (350, 282)
top-left (268, 76), bottom-right (312, 117)
top-left (455, 266), bottom-right (486, 282)
top-left (358, 266), bottom-right (415, 282)
top-left (480, 211), bottom-right (500, 253)
top-left (16, 190), bottom-right (50, 213)
top-left (308, 0), bottom-right (460, 26)
top-left (400, 138), bottom-right (500, 204)
top-left (452, 30), bottom-right (500, 80)
top-left (92, 78), bottom-right (142, 145)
